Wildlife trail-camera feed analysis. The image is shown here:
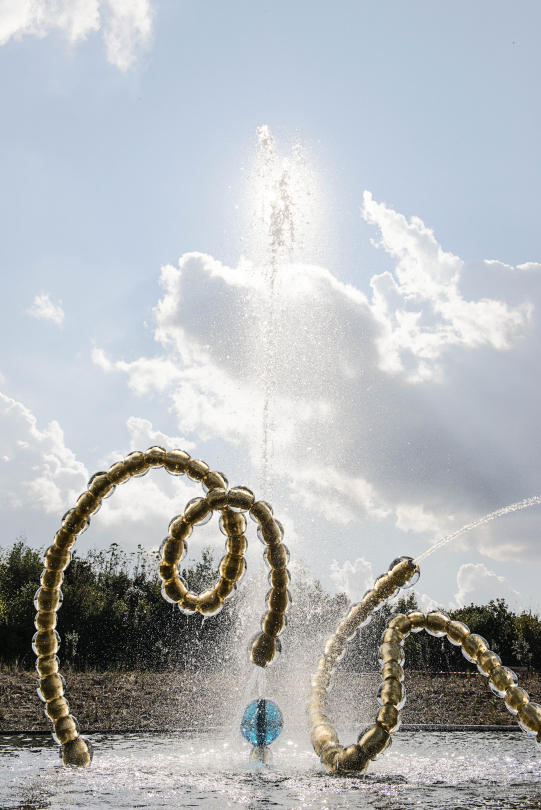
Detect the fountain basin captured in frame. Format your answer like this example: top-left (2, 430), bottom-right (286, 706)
top-left (1, 729), bottom-right (540, 809)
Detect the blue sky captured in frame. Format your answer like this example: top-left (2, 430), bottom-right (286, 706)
top-left (1, 1), bottom-right (541, 614)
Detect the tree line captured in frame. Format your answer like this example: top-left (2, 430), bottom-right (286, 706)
top-left (0, 536), bottom-right (540, 672)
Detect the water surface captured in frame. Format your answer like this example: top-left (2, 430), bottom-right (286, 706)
top-left (1, 730), bottom-right (540, 809)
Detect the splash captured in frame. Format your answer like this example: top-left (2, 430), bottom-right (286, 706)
top-left (248, 125), bottom-right (320, 498)
top-left (414, 495), bottom-right (541, 564)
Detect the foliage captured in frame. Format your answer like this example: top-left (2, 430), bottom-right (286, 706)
top-left (0, 538), bottom-right (237, 671)
top-left (1, 536), bottom-right (540, 673)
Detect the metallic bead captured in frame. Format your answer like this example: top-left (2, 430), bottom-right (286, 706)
top-left (228, 486), bottom-right (255, 512)
top-left (163, 577), bottom-right (188, 603)
top-left (518, 702), bottom-right (541, 735)
top-left (158, 562), bottom-right (177, 583)
top-left (311, 670), bottom-right (331, 691)
top-left (257, 520), bottom-right (283, 546)
top-left (250, 632), bottom-right (281, 667)
top-left (337, 744), bottom-right (370, 773)
top-left (40, 569), bottom-right (64, 589)
top-left (261, 610), bottom-right (287, 637)
top-left (477, 649), bottom-right (501, 677)
top-left (38, 673), bottom-right (65, 702)
top-left (168, 516), bottom-right (193, 542)
top-left (446, 620), bottom-right (470, 646)
top-left (32, 630), bottom-right (60, 657)
top-left (75, 491), bottom-right (101, 516)
top-left (44, 546), bottom-right (71, 572)
top-left (324, 635), bottom-right (347, 663)
top-left (374, 573), bottom-right (399, 599)
top-left (504, 686), bottom-right (530, 715)
top-left (407, 611), bottom-right (426, 633)
top-left (197, 590), bottom-right (223, 616)
top-left (35, 611), bottom-right (57, 632)
top-left (378, 642), bottom-right (405, 666)
top-left (144, 445), bottom-right (167, 467)
top-left (161, 539), bottom-right (185, 565)
top-left (461, 633), bottom-right (489, 663)
top-left (123, 451), bottom-right (150, 477)
top-left (381, 661), bottom-right (405, 683)
top-left (184, 497), bottom-right (211, 525)
top-left (317, 656), bottom-right (335, 677)
top-left (387, 613), bottom-right (412, 636)
top-left (266, 588), bottom-right (290, 613)
top-left (187, 459), bottom-right (210, 481)
top-left (34, 587), bottom-right (62, 612)
top-left (377, 678), bottom-right (406, 709)
top-left (358, 725), bottom-right (391, 760)
top-left (87, 472), bottom-right (116, 499)
top-left (202, 471), bottom-right (228, 492)
top-left (220, 509), bottom-right (247, 536)
top-left (336, 615), bottom-right (359, 641)
top-left (264, 544), bottom-right (289, 570)
top-left (380, 628), bottom-right (405, 646)
top-left (267, 568), bottom-right (290, 592)
top-left (388, 557), bottom-right (420, 588)
top-left (107, 460), bottom-right (131, 484)
top-left (320, 743), bottom-right (343, 773)
top-left (163, 449), bottom-right (191, 475)
top-left (36, 654), bottom-right (59, 678)
top-left (489, 666), bottom-right (518, 698)
top-left (206, 488), bottom-right (229, 509)
top-left (219, 554), bottom-right (246, 582)
top-left (310, 723), bottom-right (339, 756)
top-left (61, 509), bottom-right (89, 535)
top-left (215, 578), bottom-right (235, 600)
top-left (249, 500), bottom-right (273, 524)
top-left (45, 696), bottom-right (69, 722)
top-left (425, 611), bottom-right (450, 638)
top-left (178, 592), bottom-right (199, 614)
top-left (226, 535), bottom-right (247, 556)
top-left (376, 704), bottom-right (401, 733)
top-left (61, 737), bottom-right (93, 768)
top-left (53, 529), bottom-right (76, 550)
top-left (53, 715), bottom-right (79, 745)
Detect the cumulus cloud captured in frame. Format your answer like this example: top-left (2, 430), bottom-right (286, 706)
top-left (28, 293), bottom-right (64, 326)
top-left (330, 557), bottom-right (373, 602)
top-left (0, 391), bottom-right (88, 513)
top-left (452, 562), bottom-right (521, 609)
top-left (0, 390), bottom-right (210, 555)
top-left (79, 162), bottom-right (541, 581)
top-left (0, 0), bottom-right (153, 71)
top-left (362, 192), bottom-right (530, 382)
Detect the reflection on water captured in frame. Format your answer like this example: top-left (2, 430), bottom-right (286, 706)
top-left (1, 730), bottom-right (540, 809)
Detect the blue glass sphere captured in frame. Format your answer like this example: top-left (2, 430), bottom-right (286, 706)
top-left (240, 699), bottom-right (283, 746)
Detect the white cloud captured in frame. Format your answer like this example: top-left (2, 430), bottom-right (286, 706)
top-left (362, 192), bottom-right (530, 382)
top-left (28, 293), bottom-right (64, 327)
top-left (452, 563), bottom-right (520, 609)
top-left (0, 0), bottom-right (152, 71)
top-left (0, 391), bottom-right (88, 513)
top-left (516, 262), bottom-right (541, 272)
top-left (330, 557), bottom-right (373, 603)
top-left (88, 192), bottom-right (541, 569)
top-left (0, 391), bottom-right (209, 554)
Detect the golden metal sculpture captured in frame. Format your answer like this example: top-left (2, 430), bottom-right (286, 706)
top-left (33, 446), bottom-right (290, 766)
top-left (311, 594), bottom-right (541, 774)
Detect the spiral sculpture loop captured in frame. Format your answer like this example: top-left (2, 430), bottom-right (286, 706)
top-left (32, 444), bottom-right (541, 771)
top-left (311, 593), bottom-right (541, 774)
top-left (32, 446), bottom-right (290, 766)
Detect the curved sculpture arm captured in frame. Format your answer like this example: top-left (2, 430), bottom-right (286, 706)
top-left (311, 604), bottom-right (541, 774)
top-left (33, 446), bottom-right (290, 766)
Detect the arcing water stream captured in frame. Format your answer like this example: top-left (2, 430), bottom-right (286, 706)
top-left (414, 495), bottom-right (541, 564)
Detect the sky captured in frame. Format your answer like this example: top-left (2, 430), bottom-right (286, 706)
top-left (1, 0), bottom-right (541, 616)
